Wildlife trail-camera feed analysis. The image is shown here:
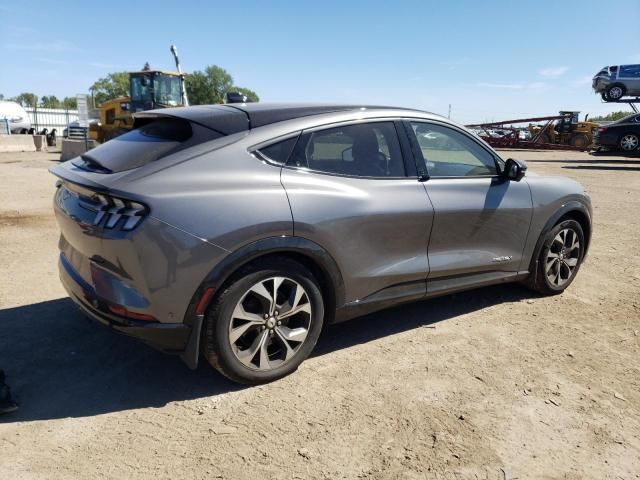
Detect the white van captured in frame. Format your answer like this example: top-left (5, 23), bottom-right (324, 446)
top-left (0, 101), bottom-right (32, 134)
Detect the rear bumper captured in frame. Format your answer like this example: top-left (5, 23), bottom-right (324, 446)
top-left (59, 253), bottom-right (201, 360)
top-left (593, 132), bottom-right (619, 148)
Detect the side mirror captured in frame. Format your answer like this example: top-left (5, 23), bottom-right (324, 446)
top-left (503, 158), bottom-right (527, 181)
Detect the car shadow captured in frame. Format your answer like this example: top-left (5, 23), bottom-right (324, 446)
top-left (0, 285), bottom-right (532, 423)
top-left (562, 165), bottom-right (640, 172)
top-left (527, 159), bottom-right (640, 165)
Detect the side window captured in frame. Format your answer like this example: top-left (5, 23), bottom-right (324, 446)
top-left (619, 65), bottom-right (640, 78)
top-left (289, 122), bottom-right (405, 178)
top-left (409, 122), bottom-right (498, 177)
top-left (255, 136), bottom-right (298, 165)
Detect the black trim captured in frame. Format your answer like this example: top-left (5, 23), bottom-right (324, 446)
top-left (527, 201), bottom-right (592, 285)
top-left (395, 120), bottom-right (418, 177)
top-left (184, 236), bottom-right (345, 325)
top-left (335, 280), bottom-right (426, 322)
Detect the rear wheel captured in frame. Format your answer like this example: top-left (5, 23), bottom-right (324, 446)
top-left (619, 133), bottom-right (639, 152)
top-left (528, 219), bottom-right (585, 296)
top-left (202, 257), bottom-right (324, 385)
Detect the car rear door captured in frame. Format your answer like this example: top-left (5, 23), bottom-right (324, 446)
top-left (404, 120), bottom-right (533, 296)
top-left (278, 120), bottom-right (434, 307)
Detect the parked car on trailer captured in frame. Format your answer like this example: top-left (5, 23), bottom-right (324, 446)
top-left (50, 103), bottom-right (592, 385)
top-left (593, 65), bottom-right (640, 101)
top-left (593, 113), bottom-right (640, 152)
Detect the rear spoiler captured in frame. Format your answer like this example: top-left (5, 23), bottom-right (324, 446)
top-left (49, 162), bottom-right (109, 192)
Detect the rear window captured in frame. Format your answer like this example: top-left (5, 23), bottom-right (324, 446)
top-left (73, 117), bottom-right (219, 173)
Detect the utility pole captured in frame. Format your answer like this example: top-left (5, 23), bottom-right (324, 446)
top-left (448, 104), bottom-right (451, 119)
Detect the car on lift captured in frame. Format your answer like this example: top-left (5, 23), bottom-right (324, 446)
top-left (593, 65), bottom-right (640, 101)
top-left (50, 103), bottom-right (592, 385)
top-left (593, 113), bottom-right (640, 152)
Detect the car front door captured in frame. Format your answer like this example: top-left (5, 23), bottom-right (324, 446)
top-left (405, 120), bottom-right (533, 296)
top-left (279, 120), bottom-right (434, 309)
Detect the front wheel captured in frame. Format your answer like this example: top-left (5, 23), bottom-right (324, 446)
top-left (605, 84), bottom-right (626, 101)
top-left (528, 219), bottom-right (585, 296)
top-left (202, 257), bottom-right (324, 385)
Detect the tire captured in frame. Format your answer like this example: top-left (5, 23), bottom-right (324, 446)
top-left (534, 133), bottom-right (551, 144)
top-left (605, 84), bottom-right (626, 101)
top-left (570, 133), bottom-right (590, 149)
top-left (600, 91), bottom-right (609, 102)
top-left (527, 219), bottom-right (585, 296)
top-left (202, 257), bottom-right (325, 385)
top-left (619, 133), bottom-right (639, 152)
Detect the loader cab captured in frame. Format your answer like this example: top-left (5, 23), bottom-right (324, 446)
top-left (129, 71), bottom-right (184, 112)
top-left (556, 111), bottom-right (580, 133)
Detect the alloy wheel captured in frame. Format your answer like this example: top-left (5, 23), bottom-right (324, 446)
top-left (608, 86), bottom-right (624, 99)
top-left (228, 276), bottom-right (312, 371)
top-left (620, 134), bottom-right (639, 152)
top-left (545, 228), bottom-right (581, 287)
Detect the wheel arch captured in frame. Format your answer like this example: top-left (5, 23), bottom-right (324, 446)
top-left (528, 201), bottom-right (592, 276)
top-left (185, 236), bottom-right (344, 328)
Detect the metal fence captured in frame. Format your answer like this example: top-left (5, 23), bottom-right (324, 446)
top-left (25, 107), bottom-right (79, 133)
top-left (0, 118), bottom-right (9, 135)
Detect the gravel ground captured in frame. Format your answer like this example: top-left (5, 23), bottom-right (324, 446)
top-left (0, 148), bottom-right (639, 479)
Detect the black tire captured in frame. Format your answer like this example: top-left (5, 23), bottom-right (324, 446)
top-left (605, 83), bottom-right (626, 101)
top-left (619, 133), bottom-right (639, 152)
top-left (570, 133), bottom-right (591, 149)
top-left (202, 257), bottom-right (325, 385)
top-left (534, 133), bottom-right (551, 144)
top-left (601, 91), bottom-right (609, 102)
top-left (527, 219), bottom-right (585, 296)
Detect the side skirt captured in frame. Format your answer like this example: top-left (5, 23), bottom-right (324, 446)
top-left (334, 271), bottom-right (529, 323)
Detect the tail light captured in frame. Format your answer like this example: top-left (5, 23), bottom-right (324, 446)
top-left (80, 193), bottom-right (148, 231)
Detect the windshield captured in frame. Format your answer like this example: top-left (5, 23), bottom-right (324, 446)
top-left (153, 75), bottom-right (182, 106)
top-left (130, 74), bottom-right (182, 107)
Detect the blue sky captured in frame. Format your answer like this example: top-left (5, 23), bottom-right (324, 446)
top-left (1, 0), bottom-right (639, 123)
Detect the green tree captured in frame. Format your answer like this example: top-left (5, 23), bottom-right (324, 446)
top-left (62, 97), bottom-right (78, 109)
top-left (40, 95), bottom-right (61, 109)
top-left (90, 72), bottom-right (129, 106)
top-left (590, 111), bottom-right (634, 122)
top-left (13, 93), bottom-right (38, 107)
top-left (185, 65), bottom-right (259, 105)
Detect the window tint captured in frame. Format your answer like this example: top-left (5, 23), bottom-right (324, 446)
top-left (290, 122), bottom-right (405, 178)
top-left (409, 122), bottom-right (498, 177)
top-left (256, 136), bottom-right (298, 164)
top-left (619, 65), bottom-right (640, 78)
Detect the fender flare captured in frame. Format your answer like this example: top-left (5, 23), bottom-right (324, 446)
top-left (184, 235), bottom-right (344, 325)
top-left (528, 200), bottom-right (592, 282)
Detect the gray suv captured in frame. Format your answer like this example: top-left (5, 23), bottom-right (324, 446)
top-left (51, 104), bottom-right (592, 384)
top-left (593, 65), bottom-right (640, 101)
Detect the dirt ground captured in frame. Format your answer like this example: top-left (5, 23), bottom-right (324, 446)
top-left (0, 148), bottom-right (639, 480)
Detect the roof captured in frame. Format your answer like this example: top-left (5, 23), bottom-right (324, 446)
top-left (133, 103), bottom-right (411, 135)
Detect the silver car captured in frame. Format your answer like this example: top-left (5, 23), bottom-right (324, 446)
top-left (593, 65), bottom-right (640, 101)
top-left (51, 104), bottom-right (592, 384)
